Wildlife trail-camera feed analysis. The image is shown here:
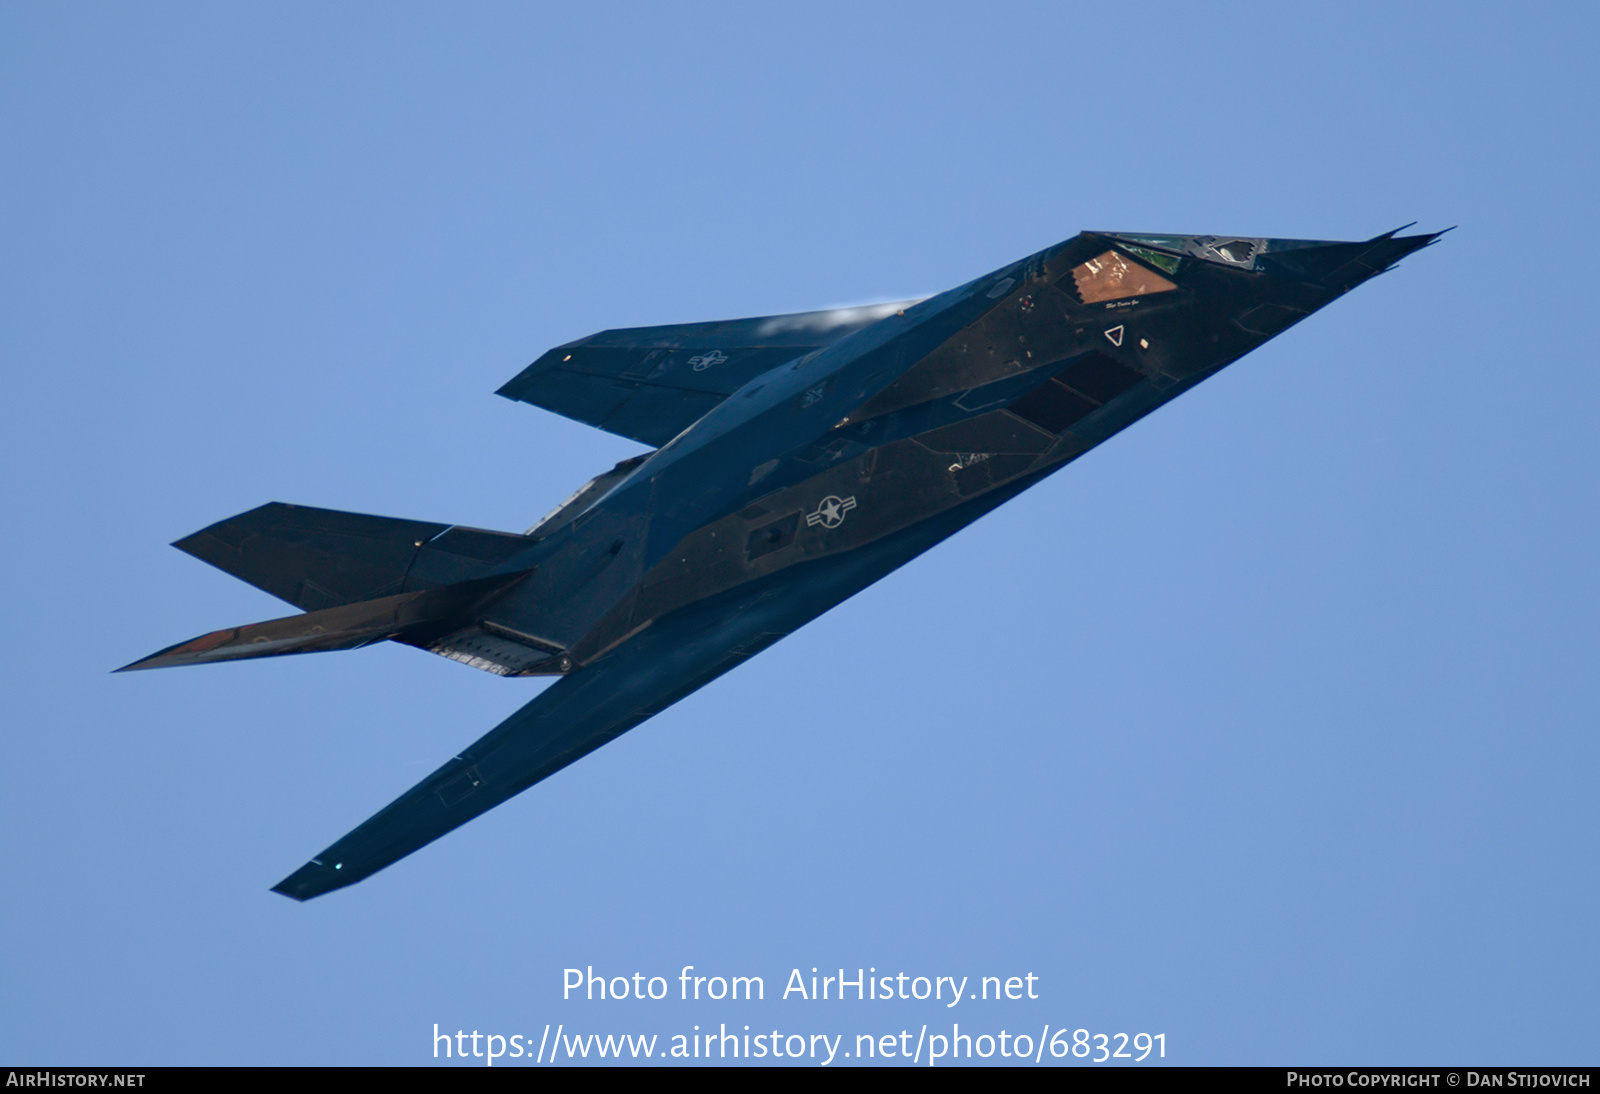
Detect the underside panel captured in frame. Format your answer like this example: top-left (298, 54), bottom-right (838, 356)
top-left (270, 458), bottom-right (1066, 901)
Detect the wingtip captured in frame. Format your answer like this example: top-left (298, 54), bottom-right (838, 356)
top-left (114, 651), bottom-right (167, 672)
top-left (270, 881), bottom-right (313, 903)
top-left (272, 857), bottom-right (358, 901)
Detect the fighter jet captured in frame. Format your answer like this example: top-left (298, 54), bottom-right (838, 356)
top-left (123, 227), bottom-right (1442, 899)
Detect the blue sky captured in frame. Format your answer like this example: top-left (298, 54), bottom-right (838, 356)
top-left (3, 1), bottom-right (1597, 1066)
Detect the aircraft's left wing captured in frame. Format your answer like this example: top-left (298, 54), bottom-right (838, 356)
top-left (498, 301), bottom-right (916, 446)
top-left (270, 463), bottom-right (1047, 901)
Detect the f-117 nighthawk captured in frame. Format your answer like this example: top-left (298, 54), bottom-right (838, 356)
top-left (124, 227), bottom-right (1441, 899)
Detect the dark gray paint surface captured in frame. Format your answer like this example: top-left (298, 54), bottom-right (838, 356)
top-left (124, 227), bottom-right (1443, 899)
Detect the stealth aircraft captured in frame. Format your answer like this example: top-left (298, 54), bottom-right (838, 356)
top-left (123, 227), bottom-right (1442, 899)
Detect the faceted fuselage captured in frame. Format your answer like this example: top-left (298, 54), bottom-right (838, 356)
top-left (128, 227), bottom-right (1439, 899)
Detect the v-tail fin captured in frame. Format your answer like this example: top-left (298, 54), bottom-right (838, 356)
top-left (117, 572), bottom-right (531, 672)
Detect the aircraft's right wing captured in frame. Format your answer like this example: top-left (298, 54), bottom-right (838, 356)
top-left (497, 301), bottom-right (916, 446)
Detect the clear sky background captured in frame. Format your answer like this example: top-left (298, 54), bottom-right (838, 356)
top-left (3, 2), bottom-right (1597, 1067)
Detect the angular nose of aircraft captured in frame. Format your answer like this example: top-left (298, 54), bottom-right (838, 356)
top-left (1088, 226), bottom-right (1444, 375)
top-left (1252, 227), bottom-right (1447, 293)
top-left (1102, 226), bottom-right (1446, 296)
